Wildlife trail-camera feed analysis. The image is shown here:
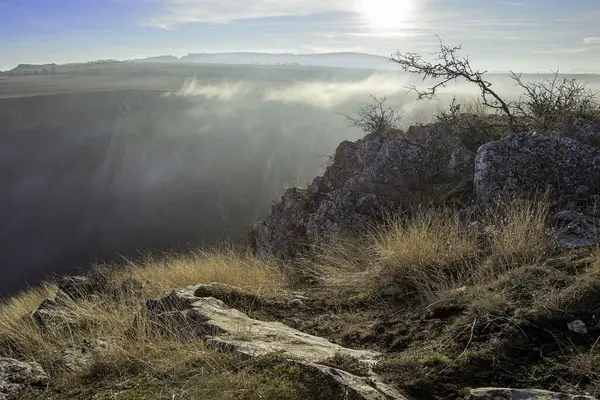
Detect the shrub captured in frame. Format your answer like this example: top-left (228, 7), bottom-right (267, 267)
top-left (341, 94), bottom-right (403, 135)
top-left (510, 70), bottom-right (600, 132)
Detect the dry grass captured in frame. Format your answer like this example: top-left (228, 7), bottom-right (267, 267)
top-left (0, 250), bottom-right (286, 398)
top-left (319, 200), bottom-right (552, 306)
top-left (370, 209), bottom-right (478, 303)
top-left (120, 249), bottom-right (284, 297)
top-left (486, 199), bottom-right (551, 269)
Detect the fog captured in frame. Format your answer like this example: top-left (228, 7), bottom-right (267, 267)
top-left (1, 64), bottom-right (599, 297)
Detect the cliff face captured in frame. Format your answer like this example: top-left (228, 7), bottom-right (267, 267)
top-left (251, 118), bottom-right (600, 258)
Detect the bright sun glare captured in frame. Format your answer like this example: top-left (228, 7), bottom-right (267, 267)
top-left (360, 0), bottom-right (412, 30)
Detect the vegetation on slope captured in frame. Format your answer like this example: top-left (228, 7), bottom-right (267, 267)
top-left (1, 199), bottom-right (600, 399)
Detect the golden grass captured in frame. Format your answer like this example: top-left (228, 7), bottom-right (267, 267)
top-left (0, 249), bottom-right (285, 395)
top-left (120, 249), bottom-right (284, 297)
top-left (486, 199), bottom-right (551, 268)
top-left (369, 209), bottom-right (478, 302)
top-left (320, 200), bottom-right (552, 305)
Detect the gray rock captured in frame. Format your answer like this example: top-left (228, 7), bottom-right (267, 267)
top-left (567, 320), bottom-right (588, 335)
top-left (31, 298), bottom-right (72, 328)
top-left (60, 338), bottom-right (116, 372)
top-left (57, 275), bottom-right (101, 300)
top-left (0, 358), bottom-right (48, 400)
top-left (251, 125), bottom-right (474, 259)
top-left (470, 387), bottom-right (595, 399)
top-left (475, 133), bottom-right (600, 206)
top-left (147, 285), bottom-right (408, 400)
top-left (564, 117), bottom-right (600, 147)
top-left (550, 210), bottom-right (600, 248)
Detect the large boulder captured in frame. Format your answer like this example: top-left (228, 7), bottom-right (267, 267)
top-left (475, 133), bottom-right (600, 206)
top-left (250, 125), bottom-right (474, 259)
top-left (0, 358), bottom-right (48, 400)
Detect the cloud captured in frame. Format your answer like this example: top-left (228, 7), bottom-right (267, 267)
top-left (164, 77), bottom-right (250, 100)
top-left (263, 74), bottom-right (409, 108)
top-left (584, 37), bottom-right (600, 44)
top-left (164, 73), bottom-right (413, 108)
top-left (142, 0), bottom-right (350, 28)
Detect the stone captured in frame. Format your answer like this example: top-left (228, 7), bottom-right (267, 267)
top-left (31, 298), bottom-right (72, 328)
top-left (563, 117), bottom-right (600, 147)
top-left (147, 285), bottom-right (408, 400)
top-left (57, 276), bottom-right (101, 300)
top-left (549, 210), bottom-right (600, 248)
top-left (567, 320), bottom-right (588, 335)
top-left (470, 387), bottom-right (596, 400)
top-left (0, 358), bottom-right (48, 400)
top-left (60, 338), bottom-right (116, 372)
top-left (475, 133), bottom-right (600, 207)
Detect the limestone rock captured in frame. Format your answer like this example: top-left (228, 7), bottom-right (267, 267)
top-left (475, 133), bottom-right (600, 206)
top-left (147, 284), bottom-right (408, 400)
top-left (550, 210), bottom-right (600, 248)
top-left (0, 358), bottom-right (48, 400)
top-left (60, 338), bottom-right (116, 372)
top-left (31, 298), bottom-right (72, 328)
top-left (57, 275), bottom-right (102, 300)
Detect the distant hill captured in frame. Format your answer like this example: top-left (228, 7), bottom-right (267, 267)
top-left (131, 55), bottom-right (180, 63)
top-left (8, 63), bottom-right (58, 75)
top-left (177, 52), bottom-right (394, 70)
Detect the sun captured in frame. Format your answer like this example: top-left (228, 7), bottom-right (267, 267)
top-left (360, 0), bottom-right (412, 30)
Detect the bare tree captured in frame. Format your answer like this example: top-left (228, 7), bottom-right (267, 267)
top-left (341, 95), bottom-right (403, 135)
top-left (390, 36), bottom-right (517, 130)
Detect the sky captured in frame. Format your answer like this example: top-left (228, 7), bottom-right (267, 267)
top-left (0, 0), bottom-right (599, 72)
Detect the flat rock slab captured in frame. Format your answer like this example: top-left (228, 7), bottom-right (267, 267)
top-left (147, 284), bottom-right (408, 400)
top-left (470, 388), bottom-right (596, 400)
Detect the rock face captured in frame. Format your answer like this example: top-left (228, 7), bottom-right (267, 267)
top-left (469, 387), bottom-right (596, 400)
top-left (564, 117), bottom-right (600, 147)
top-left (250, 125), bottom-right (474, 259)
top-left (146, 284), bottom-right (408, 400)
top-left (475, 133), bottom-right (600, 206)
top-left (0, 358), bottom-right (48, 400)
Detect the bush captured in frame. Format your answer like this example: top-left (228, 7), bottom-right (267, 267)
top-left (510, 70), bottom-right (600, 132)
top-left (341, 95), bottom-right (403, 135)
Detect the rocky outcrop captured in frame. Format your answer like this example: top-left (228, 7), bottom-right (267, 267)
top-left (470, 387), bottom-right (596, 400)
top-left (475, 133), bottom-right (600, 206)
top-left (31, 295), bottom-right (73, 328)
top-left (0, 358), bottom-right (48, 400)
top-left (146, 284), bottom-right (408, 400)
top-left (549, 210), bottom-right (600, 248)
top-left (57, 275), bottom-right (104, 300)
top-left (564, 117), bottom-right (600, 147)
top-left (250, 125), bottom-right (474, 259)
